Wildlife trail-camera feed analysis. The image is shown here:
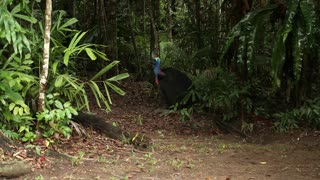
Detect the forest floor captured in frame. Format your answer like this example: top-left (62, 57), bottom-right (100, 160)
top-left (10, 81), bottom-right (320, 180)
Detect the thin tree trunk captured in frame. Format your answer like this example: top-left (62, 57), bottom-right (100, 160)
top-left (38, 0), bottom-right (52, 112)
top-left (166, 0), bottom-right (173, 42)
top-left (128, 0), bottom-right (138, 57)
top-left (143, 0), bottom-right (147, 59)
top-left (149, 0), bottom-right (160, 56)
top-left (194, 0), bottom-right (202, 48)
top-left (105, 0), bottom-right (118, 60)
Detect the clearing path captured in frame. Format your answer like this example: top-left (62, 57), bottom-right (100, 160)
top-left (18, 81), bottom-right (320, 180)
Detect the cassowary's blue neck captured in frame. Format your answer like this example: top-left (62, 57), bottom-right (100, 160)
top-left (153, 57), bottom-right (161, 85)
top-left (153, 58), bottom-right (160, 75)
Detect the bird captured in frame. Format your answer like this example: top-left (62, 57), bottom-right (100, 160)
top-left (152, 57), bottom-right (192, 106)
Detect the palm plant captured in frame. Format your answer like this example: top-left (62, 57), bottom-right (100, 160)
top-left (0, 2), bottom-right (129, 141)
top-left (220, 0), bottom-right (319, 105)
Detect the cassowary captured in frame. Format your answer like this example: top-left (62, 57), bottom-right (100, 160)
top-left (153, 57), bottom-right (192, 106)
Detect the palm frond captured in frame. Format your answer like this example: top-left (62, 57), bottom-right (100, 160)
top-left (271, 1), bottom-right (299, 87)
top-left (292, 16), bottom-right (304, 81)
top-left (220, 4), bottom-right (279, 66)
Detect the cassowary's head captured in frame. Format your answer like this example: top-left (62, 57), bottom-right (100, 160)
top-left (152, 57), bottom-right (164, 85)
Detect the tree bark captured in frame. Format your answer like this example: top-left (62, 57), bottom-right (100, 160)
top-left (73, 112), bottom-right (151, 149)
top-left (105, 0), bottom-right (118, 61)
top-left (148, 0), bottom-right (160, 56)
top-left (0, 131), bottom-right (18, 152)
top-left (38, 0), bottom-right (52, 112)
top-left (194, 0), bottom-right (203, 48)
top-left (0, 161), bottom-right (31, 178)
top-left (166, 0), bottom-right (174, 42)
top-left (128, 0), bottom-right (138, 57)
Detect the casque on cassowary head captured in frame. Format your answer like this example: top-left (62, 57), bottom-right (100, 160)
top-left (152, 57), bottom-right (192, 106)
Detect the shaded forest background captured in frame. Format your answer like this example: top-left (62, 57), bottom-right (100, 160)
top-left (0, 0), bottom-right (320, 143)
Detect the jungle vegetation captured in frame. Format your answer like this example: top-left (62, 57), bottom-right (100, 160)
top-left (0, 0), bottom-right (319, 143)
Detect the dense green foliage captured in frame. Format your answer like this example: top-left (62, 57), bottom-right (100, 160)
top-left (1, 0), bottom-right (320, 143)
top-left (0, 1), bottom-right (128, 142)
top-left (218, 0), bottom-right (320, 131)
top-left (157, 0), bottom-right (320, 131)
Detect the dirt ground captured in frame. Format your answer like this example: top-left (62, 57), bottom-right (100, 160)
top-left (13, 81), bottom-right (320, 180)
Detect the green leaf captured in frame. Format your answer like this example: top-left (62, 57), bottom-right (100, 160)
top-left (90, 61), bottom-right (120, 81)
top-left (88, 81), bottom-right (102, 108)
top-left (107, 73), bottom-right (129, 81)
top-left (59, 18), bottom-right (78, 29)
top-left (300, 0), bottom-right (316, 35)
top-left (106, 82), bottom-right (126, 96)
top-left (22, 35), bottom-right (31, 52)
top-left (64, 109), bottom-right (71, 119)
top-left (292, 18), bottom-right (304, 80)
top-left (9, 103), bottom-right (15, 111)
top-left (47, 94), bottom-right (53, 99)
top-left (52, 61), bottom-right (59, 75)
top-left (55, 100), bottom-right (64, 109)
top-left (18, 107), bottom-right (24, 115)
top-left (13, 107), bottom-right (19, 115)
top-left (23, 60), bottom-right (33, 65)
top-left (85, 48), bottom-right (97, 60)
top-left (24, 106), bottom-right (30, 114)
top-left (63, 50), bottom-right (72, 66)
top-left (10, 4), bottom-right (21, 14)
top-left (58, 110), bottom-right (66, 119)
top-left (69, 107), bottom-right (78, 115)
top-left (36, 146), bottom-right (41, 155)
top-left (103, 82), bottom-right (112, 104)
top-left (19, 126), bottom-right (26, 133)
top-left (64, 102), bottom-right (71, 108)
top-left (55, 76), bottom-right (64, 87)
top-left (12, 14), bottom-right (37, 23)
top-left (68, 31), bottom-right (87, 49)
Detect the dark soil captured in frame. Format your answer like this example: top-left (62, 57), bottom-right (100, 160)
top-left (5, 81), bottom-right (320, 180)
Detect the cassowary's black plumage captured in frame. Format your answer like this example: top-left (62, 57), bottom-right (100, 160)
top-left (156, 66), bottom-right (192, 106)
top-left (153, 57), bottom-right (192, 106)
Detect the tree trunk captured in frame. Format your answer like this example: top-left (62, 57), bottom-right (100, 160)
top-left (105, 0), bottom-right (118, 61)
top-left (149, 0), bottom-right (160, 56)
top-left (194, 0), bottom-right (202, 48)
top-left (0, 161), bottom-right (31, 178)
top-left (0, 132), bottom-right (31, 178)
top-left (128, 0), bottom-right (138, 57)
top-left (73, 112), bottom-right (151, 149)
top-left (166, 0), bottom-right (174, 42)
top-left (38, 0), bottom-right (52, 112)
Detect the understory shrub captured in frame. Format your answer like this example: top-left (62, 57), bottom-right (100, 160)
top-left (274, 98), bottom-right (320, 132)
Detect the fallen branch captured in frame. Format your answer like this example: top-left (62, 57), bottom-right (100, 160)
top-left (0, 161), bottom-right (31, 178)
top-left (73, 112), bottom-right (151, 149)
